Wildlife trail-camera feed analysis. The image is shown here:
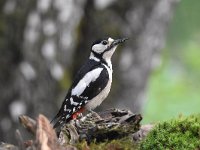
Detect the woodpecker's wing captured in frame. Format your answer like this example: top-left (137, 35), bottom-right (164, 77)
top-left (52, 59), bottom-right (109, 128)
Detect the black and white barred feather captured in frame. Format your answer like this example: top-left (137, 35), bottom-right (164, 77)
top-left (51, 59), bottom-right (110, 128)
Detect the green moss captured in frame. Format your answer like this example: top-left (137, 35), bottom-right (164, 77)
top-left (140, 114), bottom-right (200, 150)
top-left (77, 138), bottom-right (139, 150)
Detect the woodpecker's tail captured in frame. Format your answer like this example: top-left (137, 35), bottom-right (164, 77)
top-left (52, 116), bottom-right (72, 129)
top-left (50, 112), bottom-right (60, 127)
top-left (51, 112), bottom-right (72, 128)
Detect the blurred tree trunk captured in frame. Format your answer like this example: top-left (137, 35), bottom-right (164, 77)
top-left (0, 0), bottom-right (85, 143)
top-left (72, 0), bottom-right (179, 113)
top-left (0, 0), bottom-right (36, 143)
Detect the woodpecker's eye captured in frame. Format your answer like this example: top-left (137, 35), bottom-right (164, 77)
top-left (102, 40), bottom-right (108, 45)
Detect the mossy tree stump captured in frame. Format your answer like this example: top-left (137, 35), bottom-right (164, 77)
top-left (58, 108), bottom-right (142, 144)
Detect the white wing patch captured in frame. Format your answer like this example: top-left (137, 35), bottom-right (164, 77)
top-left (64, 105), bottom-right (67, 111)
top-left (71, 68), bottom-right (103, 96)
top-left (70, 97), bottom-right (79, 106)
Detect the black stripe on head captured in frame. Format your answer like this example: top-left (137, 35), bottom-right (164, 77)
top-left (91, 37), bottom-right (109, 57)
top-left (91, 50), bottom-right (103, 59)
top-left (91, 37), bottom-right (110, 67)
top-left (91, 51), bottom-right (108, 67)
top-left (92, 37), bottom-right (109, 47)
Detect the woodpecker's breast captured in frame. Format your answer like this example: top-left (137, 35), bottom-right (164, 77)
top-left (85, 64), bottom-right (112, 110)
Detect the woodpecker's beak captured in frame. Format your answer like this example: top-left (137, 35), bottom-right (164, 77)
top-left (105, 37), bottom-right (128, 51)
top-left (109, 38), bottom-right (128, 49)
top-left (112, 38), bottom-right (128, 46)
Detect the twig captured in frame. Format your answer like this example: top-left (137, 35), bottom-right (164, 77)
top-left (19, 115), bottom-right (36, 135)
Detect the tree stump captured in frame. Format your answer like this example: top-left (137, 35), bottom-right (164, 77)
top-left (59, 108), bottom-right (142, 144)
top-left (0, 109), bottom-right (146, 150)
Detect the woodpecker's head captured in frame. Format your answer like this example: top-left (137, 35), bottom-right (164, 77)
top-left (91, 37), bottom-right (128, 61)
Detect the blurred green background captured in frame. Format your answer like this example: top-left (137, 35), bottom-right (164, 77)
top-left (143, 0), bottom-right (200, 123)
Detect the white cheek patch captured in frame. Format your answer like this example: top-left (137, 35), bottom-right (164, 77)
top-left (71, 68), bottom-right (103, 96)
top-left (92, 43), bottom-right (107, 54)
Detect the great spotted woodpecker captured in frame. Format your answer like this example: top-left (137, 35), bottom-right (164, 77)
top-left (51, 37), bottom-right (128, 128)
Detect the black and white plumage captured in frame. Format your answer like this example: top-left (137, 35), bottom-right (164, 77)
top-left (51, 37), bottom-right (127, 128)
